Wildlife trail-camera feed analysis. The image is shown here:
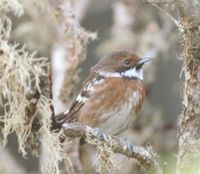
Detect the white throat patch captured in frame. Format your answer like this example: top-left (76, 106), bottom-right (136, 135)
top-left (98, 67), bottom-right (143, 80)
top-left (121, 67), bottom-right (143, 80)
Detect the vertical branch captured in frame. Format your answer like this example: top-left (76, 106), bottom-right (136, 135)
top-left (145, 0), bottom-right (200, 173)
top-left (174, 1), bottom-right (200, 174)
top-left (51, 1), bottom-right (96, 113)
top-left (48, 66), bottom-right (57, 129)
top-left (25, 89), bottom-right (40, 128)
top-left (57, 3), bottom-right (96, 108)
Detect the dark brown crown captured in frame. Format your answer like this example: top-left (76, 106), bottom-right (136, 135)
top-left (91, 51), bottom-right (141, 73)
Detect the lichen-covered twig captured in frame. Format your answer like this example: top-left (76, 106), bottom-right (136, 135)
top-left (0, 16), bottom-right (49, 156)
top-left (152, 4), bottom-right (184, 32)
top-left (62, 122), bottom-right (162, 174)
top-left (57, 2), bottom-right (96, 106)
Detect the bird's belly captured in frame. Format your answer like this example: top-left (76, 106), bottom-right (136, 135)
top-left (99, 100), bottom-right (136, 135)
top-left (100, 113), bottom-right (134, 135)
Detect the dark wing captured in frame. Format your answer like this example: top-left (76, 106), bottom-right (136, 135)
top-left (55, 90), bottom-right (89, 125)
top-left (55, 73), bottom-right (104, 125)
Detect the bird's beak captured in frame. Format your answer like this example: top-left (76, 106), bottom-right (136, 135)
top-left (137, 57), bottom-right (153, 65)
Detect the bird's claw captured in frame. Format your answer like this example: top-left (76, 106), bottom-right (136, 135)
top-left (94, 127), bottom-right (109, 141)
top-left (81, 127), bottom-right (108, 145)
top-left (122, 137), bottom-right (133, 155)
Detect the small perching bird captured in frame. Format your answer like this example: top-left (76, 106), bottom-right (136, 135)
top-left (56, 51), bottom-right (151, 135)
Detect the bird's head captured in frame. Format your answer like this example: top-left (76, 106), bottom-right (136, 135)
top-left (91, 51), bottom-right (152, 80)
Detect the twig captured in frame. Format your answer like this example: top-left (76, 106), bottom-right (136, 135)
top-left (62, 122), bottom-right (162, 174)
top-left (48, 66), bottom-right (57, 129)
top-left (152, 4), bottom-right (184, 32)
top-left (25, 88), bottom-right (40, 130)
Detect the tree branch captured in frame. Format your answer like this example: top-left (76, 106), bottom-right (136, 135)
top-left (141, 1), bottom-right (200, 173)
top-left (48, 66), bottom-right (57, 130)
top-left (173, 1), bottom-right (200, 174)
top-left (62, 122), bottom-right (162, 174)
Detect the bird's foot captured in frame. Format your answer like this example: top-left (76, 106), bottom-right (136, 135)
top-left (80, 127), bottom-right (106, 145)
top-left (121, 137), bottom-right (134, 156)
top-left (93, 127), bottom-right (108, 141)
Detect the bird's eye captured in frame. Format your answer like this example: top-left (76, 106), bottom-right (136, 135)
top-left (123, 59), bottom-right (130, 66)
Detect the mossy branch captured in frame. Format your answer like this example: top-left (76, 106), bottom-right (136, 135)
top-left (145, 0), bottom-right (200, 173)
top-left (62, 122), bottom-right (162, 174)
top-left (174, 1), bottom-right (200, 174)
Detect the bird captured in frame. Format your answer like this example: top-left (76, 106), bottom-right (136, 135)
top-left (56, 51), bottom-right (151, 136)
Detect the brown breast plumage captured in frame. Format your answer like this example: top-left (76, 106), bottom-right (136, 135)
top-left (78, 77), bottom-right (145, 134)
